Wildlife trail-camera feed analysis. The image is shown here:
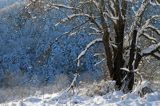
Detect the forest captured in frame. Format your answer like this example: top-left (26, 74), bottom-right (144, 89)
top-left (0, 0), bottom-right (160, 105)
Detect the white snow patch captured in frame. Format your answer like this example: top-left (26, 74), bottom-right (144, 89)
top-left (1, 88), bottom-right (160, 106)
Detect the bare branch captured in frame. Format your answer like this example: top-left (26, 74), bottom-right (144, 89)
top-left (137, 15), bottom-right (160, 43)
top-left (63, 20), bottom-right (90, 36)
top-left (152, 52), bottom-right (160, 60)
top-left (120, 68), bottom-right (130, 72)
top-left (55, 14), bottom-right (90, 26)
top-left (103, 12), bottom-right (119, 23)
top-left (79, 0), bottom-right (99, 11)
top-left (94, 58), bottom-right (106, 66)
top-left (94, 53), bottom-right (105, 57)
top-left (49, 20), bottom-right (89, 47)
top-left (92, 0), bottom-right (100, 10)
top-left (137, 15), bottom-right (160, 35)
top-left (55, 13), bottom-right (101, 30)
top-left (77, 38), bottom-right (102, 67)
top-left (150, 0), bottom-right (160, 6)
top-left (147, 25), bottom-right (160, 35)
top-left (141, 42), bottom-right (160, 56)
top-left (67, 73), bottom-right (79, 93)
top-left (128, 0), bottom-right (149, 41)
top-left (48, 3), bottom-right (79, 10)
top-left (141, 33), bottom-right (157, 43)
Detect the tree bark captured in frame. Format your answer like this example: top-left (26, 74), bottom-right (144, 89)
top-left (113, 21), bottom-right (125, 89)
top-left (112, 12), bottom-right (126, 89)
top-left (126, 30), bottom-right (138, 91)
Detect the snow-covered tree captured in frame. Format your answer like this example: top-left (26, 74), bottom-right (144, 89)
top-left (49, 0), bottom-right (160, 92)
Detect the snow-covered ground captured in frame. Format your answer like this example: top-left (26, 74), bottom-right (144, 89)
top-left (1, 85), bottom-right (160, 106)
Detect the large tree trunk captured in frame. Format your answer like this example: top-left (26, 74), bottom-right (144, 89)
top-left (112, 17), bottom-right (125, 90)
top-left (103, 12), bottom-right (136, 92)
top-left (101, 0), bottom-right (143, 92)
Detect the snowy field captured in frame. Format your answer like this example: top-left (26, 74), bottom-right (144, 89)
top-left (1, 90), bottom-right (160, 106)
top-left (1, 81), bottom-right (160, 106)
top-left (0, 0), bottom-right (160, 106)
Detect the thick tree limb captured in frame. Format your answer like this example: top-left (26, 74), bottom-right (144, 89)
top-left (128, 30), bottom-right (138, 70)
top-left (100, 0), bottom-right (114, 77)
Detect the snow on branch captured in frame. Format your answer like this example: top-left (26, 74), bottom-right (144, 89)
top-left (135, 0), bottom-right (149, 17)
top-left (152, 52), bottom-right (160, 60)
top-left (94, 58), bottom-right (106, 66)
top-left (79, 0), bottom-right (99, 9)
top-left (103, 12), bottom-right (119, 23)
top-left (66, 73), bottom-right (79, 93)
top-left (94, 53), bottom-right (105, 57)
top-left (138, 15), bottom-right (160, 36)
top-left (128, 0), bottom-right (149, 40)
top-left (89, 27), bottom-right (101, 33)
top-left (55, 13), bottom-right (101, 30)
top-left (48, 3), bottom-right (78, 10)
top-left (120, 68), bottom-right (130, 72)
top-left (140, 15), bottom-right (160, 30)
top-left (108, 0), bottom-right (116, 16)
top-left (92, 0), bottom-right (100, 9)
top-left (147, 25), bottom-right (160, 35)
top-left (63, 19), bottom-right (90, 36)
top-left (55, 14), bottom-right (90, 26)
top-left (77, 38), bottom-right (102, 67)
top-left (141, 42), bottom-right (160, 56)
top-left (150, 0), bottom-right (160, 6)
top-left (120, 68), bottom-right (143, 86)
top-left (141, 33), bottom-right (157, 43)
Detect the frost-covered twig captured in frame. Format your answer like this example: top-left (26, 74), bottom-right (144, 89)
top-left (77, 38), bottom-right (102, 67)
